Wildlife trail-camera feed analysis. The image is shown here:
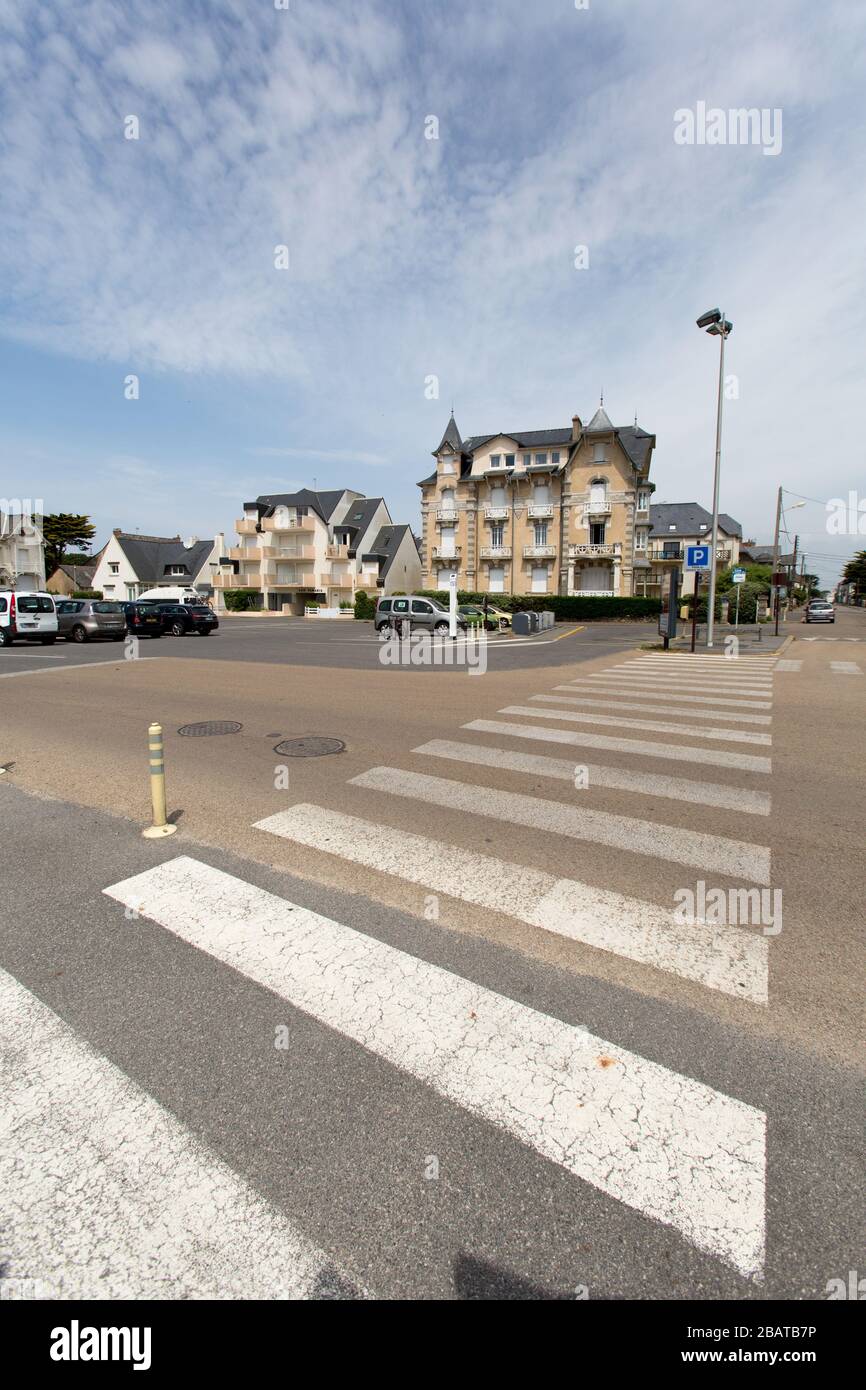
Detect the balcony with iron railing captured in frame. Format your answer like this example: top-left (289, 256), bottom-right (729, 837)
top-left (523, 544), bottom-right (557, 559)
top-left (432, 546), bottom-right (462, 562)
top-left (484, 506), bottom-right (509, 520)
top-left (435, 508), bottom-right (459, 524)
top-left (479, 546), bottom-right (512, 560)
top-left (569, 542), bottom-right (621, 560)
top-left (527, 503), bottom-right (554, 519)
top-left (584, 500), bottom-right (612, 516)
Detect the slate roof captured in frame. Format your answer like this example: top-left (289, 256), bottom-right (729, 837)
top-left (361, 524), bottom-right (413, 580)
top-left (113, 533), bottom-right (213, 582)
top-left (252, 488), bottom-right (330, 523)
top-left (334, 497), bottom-right (384, 544)
top-left (648, 503), bottom-right (742, 538)
top-left (418, 413), bottom-right (655, 485)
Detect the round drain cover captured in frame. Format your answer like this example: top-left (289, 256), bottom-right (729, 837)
top-left (178, 720), bottom-right (243, 737)
top-left (273, 736), bottom-right (345, 757)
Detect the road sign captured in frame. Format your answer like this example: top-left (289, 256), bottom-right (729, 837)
top-left (732, 567), bottom-right (746, 585)
top-left (684, 544), bottom-right (711, 572)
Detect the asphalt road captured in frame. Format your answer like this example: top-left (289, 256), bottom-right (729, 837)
top-left (1, 607), bottom-right (863, 1300)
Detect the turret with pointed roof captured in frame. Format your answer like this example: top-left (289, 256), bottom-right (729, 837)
top-left (584, 402), bottom-right (615, 434)
top-left (433, 412), bottom-right (463, 456)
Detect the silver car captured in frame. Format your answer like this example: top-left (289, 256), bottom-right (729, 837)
top-left (804, 600), bottom-right (835, 624)
top-left (375, 595), bottom-right (468, 634)
top-left (56, 599), bottom-right (128, 642)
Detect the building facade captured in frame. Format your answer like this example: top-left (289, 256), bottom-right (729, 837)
top-left (214, 488), bottom-right (421, 612)
top-left (646, 503), bottom-right (742, 598)
top-left (0, 510), bottom-right (46, 590)
top-left (92, 532), bottom-right (220, 601)
top-left (417, 405), bottom-right (656, 596)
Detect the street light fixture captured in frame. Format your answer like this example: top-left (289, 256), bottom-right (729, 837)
top-left (696, 307), bottom-right (733, 647)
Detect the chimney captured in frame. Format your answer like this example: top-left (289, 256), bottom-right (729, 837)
top-left (113, 527), bottom-right (122, 536)
top-left (571, 415), bottom-right (582, 441)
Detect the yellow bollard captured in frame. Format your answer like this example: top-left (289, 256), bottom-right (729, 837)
top-left (142, 721), bottom-right (177, 838)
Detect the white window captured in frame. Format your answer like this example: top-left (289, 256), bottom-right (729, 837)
top-left (490, 523), bottom-right (504, 547)
top-left (533, 483), bottom-right (550, 504)
top-left (522, 453), bottom-right (531, 467)
top-left (551, 451), bottom-right (561, 465)
top-left (440, 487), bottom-right (455, 507)
top-left (593, 442), bottom-right (606, 462)
top-left (488, 566), bottom-right (505, 594)
top-left (534, 453), bottom-right (547, 466)
top-left (637, 491), bottom-right (650, 511)
top-left (439, 526), bottom-right (456, 557)
top-left (490, 454), bottom-right (501, 468)
top-left (635, 530), bottom-right (647, 552)
top-left (531, 566), bottom-right (548, 594)
top-left (109, 563), bottom-right (119, 574)
top-left (504, 454), bottom-right (515, 467)
top-left (589, 481), bottom-right (607, 512)
top-left (490, 486), bottom-right (507, 507)
top-left (533, 521), bottom-right (549, 546)
top-left (441, 461), bottom-right (455, 474)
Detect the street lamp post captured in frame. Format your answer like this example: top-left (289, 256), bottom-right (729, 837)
top-left (696, 308), bottom-right (733, 647)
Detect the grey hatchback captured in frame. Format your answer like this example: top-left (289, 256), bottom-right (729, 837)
top-left (56, 599), bottom-right (128, 642)
top-left (375, 595), bottom-right (469, 634)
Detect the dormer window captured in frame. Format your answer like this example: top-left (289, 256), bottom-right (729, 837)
top-left (504, 454), bottom-right (515, 467)
top-left (490, 454), bottom-right (501, 468)
top-left (551, 452), bottom-right (561, 465)
top-left (522, 454), bottom-right (531, 467)
top-left (535, 453), bottom-right (547, 466)
top-left (668, 524), bottom-right (676, 531)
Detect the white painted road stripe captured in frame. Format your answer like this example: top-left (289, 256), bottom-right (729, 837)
top-left (464, 719), bottom-right (772, 773)
top-left (556, 683), bottom-right (772, 711)
top-left (412, 738), bottom-right (772, 815)
top-left (600, 665), bottom-right (774, 684)
top-left (830, 661), bottom-right (862, 675)
top-left (774, 660), bottom-right (803, 672)
top-left (499, 706), bottom-right (771, 747)
top-left (533, 694), bottom-right (771, 726)
top-left (0, 658), bottom-right (160, 679)
top-left (104, 855), bottom-right (765, 1276)
top-left (583, 676), bottom-right (774, 697)
top-left (0, 967), bottom-right (359, 1300)
top-left (348, 766), bottom-right (771, 882)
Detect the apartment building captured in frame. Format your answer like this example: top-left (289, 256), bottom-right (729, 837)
top-left (417, 405), bottom-right (656, 596)
top-left (0, 509), bottom-right (46, 590)
top-left (646, 503), bottom-right (742, 597)
top-left (215, 488), bottom-right (421, 612)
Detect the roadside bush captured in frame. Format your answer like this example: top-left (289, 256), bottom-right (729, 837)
top-left (71, 589), bottom-right (102, 599)
top-left (417, 591), bottom-right (660, 620)
top-left (222, 588), bottom-right (260, 612)
top-left (354, 589), bottom-right (376, 620)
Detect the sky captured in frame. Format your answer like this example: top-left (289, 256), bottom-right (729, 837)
top-left (1, 0), bottom-right (864, 590)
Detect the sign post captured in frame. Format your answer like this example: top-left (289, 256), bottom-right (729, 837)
top-left (732, 566), bottom-right (746, 628)
top-left (684, 544), bottom-right (712, 653)
top-left (658, 568), bottom-right (679, 650)
top-left (448, 572), bottom-right (458, 641)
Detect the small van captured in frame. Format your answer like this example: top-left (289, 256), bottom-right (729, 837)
top-left (136, 586), bottom-right (204, 604)
top-left (0, 591), bottom-right (58, 646)
top-left (375, 595), bottom-right (468, 635)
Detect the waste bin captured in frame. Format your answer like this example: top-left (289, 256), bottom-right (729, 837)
top-left (512, 610), bottom-right (540, 636)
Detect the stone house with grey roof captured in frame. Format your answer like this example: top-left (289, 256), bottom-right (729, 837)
top-left (647, 502), bottom-right (742, 597)
top-left (417, 403), bottom-right (657, 596)
top-left (214, 488), bottom-right (421, 612)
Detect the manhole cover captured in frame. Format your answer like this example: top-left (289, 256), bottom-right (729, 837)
top-left (178, 721), bottom-right (243, 737)
top-left (273, 736), bottom-right (345, 757)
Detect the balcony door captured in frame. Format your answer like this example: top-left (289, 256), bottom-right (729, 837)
top-left (488, 566), bottom-right (505, 594)
top-left (531, 566), bottom-right (548, 594)
top-left (439, 524), bottom-right (456, 557)
top-left (589, 481), bottom-right (607, 513)
top-left (580, 564), bottom-right (613, 592)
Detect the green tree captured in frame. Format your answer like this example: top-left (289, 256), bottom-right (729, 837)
top-left (42, 514), bottom-right (96, 574)
top-left (842, 550), bottom-right (866, 596)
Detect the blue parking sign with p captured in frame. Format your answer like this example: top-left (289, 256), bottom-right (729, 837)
top-left (685, 544), bottom-right (711, 571)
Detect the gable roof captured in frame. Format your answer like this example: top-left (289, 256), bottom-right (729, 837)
top-left (361, 523), bottom-right (413, 580)
top-left (112, 533), bottom-right (213, 581)
top-left (648, 503), bottom-right (742, 538)
top-left (418, 413), bottom-right (654, 486)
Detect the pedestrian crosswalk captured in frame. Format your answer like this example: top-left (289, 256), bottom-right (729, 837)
top-left (3, 647), bottom-right (782, 1293)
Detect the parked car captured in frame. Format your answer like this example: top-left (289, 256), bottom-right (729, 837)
top-left (458, 604), bottom-right (497, 631)
top-left (120, 602), bottom-right (164, 638)
top-left (0, 591), bottom-right (58, 646)
top-left (375, 595), bottom-right (468, 634)
top-left (804, 600), bottom-right (835, 624)
top-left (56, 599), bottom-right (127, 642)
top-left (140, 602), bottom-right (219, 636)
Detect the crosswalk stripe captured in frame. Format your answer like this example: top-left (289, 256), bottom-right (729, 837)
top-left (774, 660), bottom-right (802, 672)
top-left (556, 682), bottom-right (772, 710)
top-left (533, 694), bottom-right (771, 726)
top-left (348, 766), bottom-right (770, 882)
top-left (830, 661), bottom-right (862, 675)
top-left (582, 675), bottom-right (774, 696)
top-left (412, 738), bottom-right (772, 815)
top-left (499, 706), bottom-right (771, 747)
top-left (0, 966), bottom-right (359, 1300)
top-left (601, 666), bottom-right (773, 685)
top-left (103, 855), bottom-right (766, 1277)
top-left (254, 805), bottom-right (769, 1001)
top-left (464, 719), bottom-right (772, 773)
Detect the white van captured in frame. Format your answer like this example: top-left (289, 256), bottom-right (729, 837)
top-left (0, 591), bottom-right (58, 646)
top-left (136, 586), bottom-right (204, 604)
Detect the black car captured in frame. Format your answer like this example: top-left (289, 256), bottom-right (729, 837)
top-left (142, 602), bottom-right (219, 636)
top-left (120, 602), bottom-right (164, 638)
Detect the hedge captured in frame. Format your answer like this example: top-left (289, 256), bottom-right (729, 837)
top-left (355, 589), bottom-right (661, 621)
top-left (222, 588), bottom-right (261, 612)
top-left (71, 589), bottom-right (102, 599)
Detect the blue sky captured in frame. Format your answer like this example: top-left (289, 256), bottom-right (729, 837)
top-left (1, 0), bottom-right (864, 588)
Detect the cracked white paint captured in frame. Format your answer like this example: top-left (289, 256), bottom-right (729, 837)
top-left (348, 765), bottom-right (771, 883)
top-left (531, 693), bottom-right (771, 725)
top-left (464, 719), bottom-right (772, 773)
top-left (255, 804), bottom-right (768, 1000)
top-left (104, 857), bottom-right (766, 1278)
top-left (0, 967), bottom-right (357, 1300)
top-left (412, 738), bottom-right (771, 815)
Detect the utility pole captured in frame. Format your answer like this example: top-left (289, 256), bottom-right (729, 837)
top-left (771, 485), bottom-right (783, 636)
top-left (791, 534), bottom-right (799, 607)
